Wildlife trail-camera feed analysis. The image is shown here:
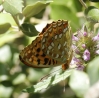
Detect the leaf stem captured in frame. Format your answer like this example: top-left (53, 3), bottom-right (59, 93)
top-left (12, 15), bottom-right (20, 28)
top-left (79, 0), bottom-right (87, 9)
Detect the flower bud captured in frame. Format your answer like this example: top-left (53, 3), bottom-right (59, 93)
top-left (83, 49), bottom-right (90, 61)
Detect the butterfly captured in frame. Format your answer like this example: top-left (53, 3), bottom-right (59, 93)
top-left (19, 20), bottom-right (72, 70)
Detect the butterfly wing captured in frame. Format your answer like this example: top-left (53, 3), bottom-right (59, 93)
top-left (19, 20), bottom-right (73, 70)
top-left (41, 20), bottom-right (72, 63)
top-left (19, 35), bottom-right (63, 68)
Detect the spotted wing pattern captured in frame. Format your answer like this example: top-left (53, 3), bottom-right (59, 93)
top-left (19, 35), bottom-right (63, 68)
top-left (19, 20), bottom-right (72, 70)
top-left (41, 20), bottom-right (72, 63)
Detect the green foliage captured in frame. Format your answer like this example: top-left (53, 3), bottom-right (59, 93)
top-left (3, 0), bottom-right (23, 15)
top-left (0, 0), bottom-right (99, 98)
top-left (50, 0), bottom-right (82, 31)
top-left (85, 6), bottom-right (99, 23)
top-left (0, 85), bottom-right (13, 98)
top-left (69, 70), bottom-right (90, 97)
top-left (23, 69), bottom-right (73, 93)
top-left (0, 23), bottom-right (11, 34)
top-left (23, 1), bottom-right (52, 17)
top-left (0, 45), bottom-right (11, 62)
top-left (20, 23), bottom-right (39, 37)
top-left (87, 57), bottom-right (99, 85)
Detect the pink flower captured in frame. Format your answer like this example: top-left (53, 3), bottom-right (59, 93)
top-left (72, 35), bottom-right (78, 41)
top-left (92, 33), bottom-right (99, 41)
top-left (83, 32), bottom-right (88, 37)
top-left (70, 57), bottom-right (84, 71)
top-left (95, 50), bottom-right (99, 54)
top-left (76, 64), bottom-right (84, 71)
top-left (73, 57), bottom-right (80, 63)
top-left (82, 44), bottom-right (86, 48)
top-left (83, 49), bottom-right (90, 61)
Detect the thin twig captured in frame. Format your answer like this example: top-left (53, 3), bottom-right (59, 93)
top-left (79, 0), bottom-right (87, 9)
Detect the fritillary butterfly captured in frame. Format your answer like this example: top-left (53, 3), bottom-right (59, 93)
top-left (19, 20), bottom-right (72, 70)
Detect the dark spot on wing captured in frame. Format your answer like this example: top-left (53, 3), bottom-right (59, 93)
top-left (44, 58), bottom-right (49, 65)
top-left (37, 48), bottom-right (40, 52)
top-left (38, 41), bottom-right (40, 43)
top-left (37, 59), bottom-right (40, 65)
top-left (36, 54), bottom-right (39, 57)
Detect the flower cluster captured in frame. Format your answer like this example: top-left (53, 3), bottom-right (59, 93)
top-left (71, 31), bottom-right (99, 70)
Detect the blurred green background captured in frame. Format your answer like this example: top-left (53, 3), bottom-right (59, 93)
top-left (0, 0), bottom-right (99, 98)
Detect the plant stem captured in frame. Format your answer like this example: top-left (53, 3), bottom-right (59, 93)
top-left (12, 15), bottom-right (20, 28)
top-left (79, 0), bottom-right (87, 9)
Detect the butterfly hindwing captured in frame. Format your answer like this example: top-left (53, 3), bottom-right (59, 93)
top-left (19, 35), bottom-right (63, 68)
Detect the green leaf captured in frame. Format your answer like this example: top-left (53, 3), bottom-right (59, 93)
top-left (69, 70), bottom-right (90, 97)
top-left (0, 75), bottom-right (9, 82)
top-left (0, 13), bottom-right (16, 26)
top-left (50, 1), bottom-right (79, 32)
top-left (85, 6), bottom-right (99, 23)
top-left (0, 0), bottom-right (3, 4)
top-left (20, 23), bottom-right (39, 37)
top-left (0, 31), bottom-right (20, 46)
top-left (0, 62), bottom-right (9, 76)
top-left (84, 21), bottom-right (94, 32)
top-left (72, 0), bottom-right (82, 12)
top-left (23, 69), bottom-right (73, 93)
top-left (27, 68), bottom-right (50, 82)
top-left (0, 45), bottom-right (11, 62)
top-left (23, 1), bottom-right (52, 17)
top-left (12, 74), bottom-right (26, 85)
top-left (87, 57), bottom-right (99, 85)
top-left (3, 0), bottom-right (23, 15)
top-left (0, 85), bottom-right (13, 98)
top-left (0, 23), bottom-right (11, 34)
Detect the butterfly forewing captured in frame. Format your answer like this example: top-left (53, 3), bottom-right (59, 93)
top-left (41, 20), bottom-right (72, 63)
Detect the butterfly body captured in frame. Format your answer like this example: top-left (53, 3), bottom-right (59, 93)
top-left (19, 20), bottom-right (72, 70)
